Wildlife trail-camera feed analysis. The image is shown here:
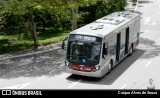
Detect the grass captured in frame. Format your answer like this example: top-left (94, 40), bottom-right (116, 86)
top-left (0, 28), bottom-right (69, 54)
top-left (38, 28), bottom-right (69, 46)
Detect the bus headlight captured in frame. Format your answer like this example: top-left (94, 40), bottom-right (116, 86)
top-left (65, 61), bottom-right (72, 69)
top-left (96, 66), bottom-right (100, 70)
top-left (92, 66), bottom-right (100, 72)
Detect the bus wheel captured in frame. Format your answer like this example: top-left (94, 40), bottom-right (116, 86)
top-left (108, 61), bottom-right (112, 73)
top-left (129, 45), bottom-right (133, 56)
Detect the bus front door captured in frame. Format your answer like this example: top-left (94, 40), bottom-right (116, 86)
top-left (116, 33), bottom-right (121, 62)
top-left (125, 27), bottom-right (129, 55)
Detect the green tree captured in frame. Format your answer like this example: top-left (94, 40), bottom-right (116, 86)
top-left (60, 0), bottom-right (98, 30)
top-left (80, 0), bottom-right (127, 23)
top-left (2, 0), bottom-right (48, 48)
top-left (1, 0), bottom-right (127, 50)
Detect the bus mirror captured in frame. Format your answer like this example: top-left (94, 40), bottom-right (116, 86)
top-left (105, 43), bottom-right (108, 55)
top-left (62, 41), bottom-right (65, 49)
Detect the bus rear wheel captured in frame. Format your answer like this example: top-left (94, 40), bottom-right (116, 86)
top-left (108, 61), bottom-right (112, 73)
top-left (129, 44), bottom-right (133, 56)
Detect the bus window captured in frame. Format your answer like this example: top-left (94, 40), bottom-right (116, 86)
top-left (66, 34), bottom-right (102, 66)
top-left (90, 43), bottom-right (101, 60)
top-left (102, 43), bottom-right (108, 58)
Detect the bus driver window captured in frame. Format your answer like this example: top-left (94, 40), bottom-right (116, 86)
top-left (90, 44), bottom-right (101, 60)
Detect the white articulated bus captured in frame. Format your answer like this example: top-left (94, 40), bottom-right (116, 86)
top-left (62, 11), bottom-right (140, 78)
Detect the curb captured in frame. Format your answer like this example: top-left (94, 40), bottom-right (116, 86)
top-left (0, 44), bottom-right (62, 61)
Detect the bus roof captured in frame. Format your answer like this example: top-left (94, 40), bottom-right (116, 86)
top-left (70, 11), bottom-right (140, 37)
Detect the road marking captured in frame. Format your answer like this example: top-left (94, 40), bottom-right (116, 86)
top-left (68, 79), bottom-right (82, 89)
top-left (49, 69), bottom-right (56, 74)
top-left (0, 82), bottom-right (31, 89)
top-left (49, 65), bottom-right (64, 74)
top-left (58, 64), bottom-right (64, 69)
top-left (120, 84), bottom-right (127, 89)
top-left (145, 61), bottom-right (152, 68)
top-left (144, 30), bottom-right (148, 33)
top-left (37, 76), bottom-right (45, 80)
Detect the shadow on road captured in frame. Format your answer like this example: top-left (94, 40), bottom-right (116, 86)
top-left (138, 0), bottom-right (153, 4)
top-left (0, 49), bottom-right (65, 79)
top-left (137, 5), bottom-right (144, 7)
top-left (139, 37), bottom-right (160, 59)
top-left (66, 49), bottom-right (145, 85)
top-left (135, 11), bottom-right (143, 15)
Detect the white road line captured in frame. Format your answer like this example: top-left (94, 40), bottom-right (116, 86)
top-left (144, 30), bottom-right (148, 33)
top-left (49, 69), bottom-right (56, 74)
top-left (120, 84), bottom-right (127, 89)
top-left (0, 82), bottom-right (31, 89)
top-left (37, 76), bottom-right (45, 80)
top-left (49, 65), bottom-right (64, 74)
top-left (58, 64), bottom-right (64, 69)
top-left (145, 61), bottom-right (152, 68)
top-left (68, 79), bottom-right (82, 89)
top-left (49, 64), bottom-right (64, 74)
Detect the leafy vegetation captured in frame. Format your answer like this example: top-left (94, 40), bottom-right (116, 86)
top-left (0, 0), bottom-right (127, 54)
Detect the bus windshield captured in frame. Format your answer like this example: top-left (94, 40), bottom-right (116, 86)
top-left (67, 34), bottom-right (102, 66)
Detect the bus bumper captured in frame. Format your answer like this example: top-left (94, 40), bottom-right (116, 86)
top-left (65, 66), bottom-right (102, 78)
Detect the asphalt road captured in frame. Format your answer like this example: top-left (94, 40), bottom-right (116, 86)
top-left (0, 0), bottom-right (160, 89)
